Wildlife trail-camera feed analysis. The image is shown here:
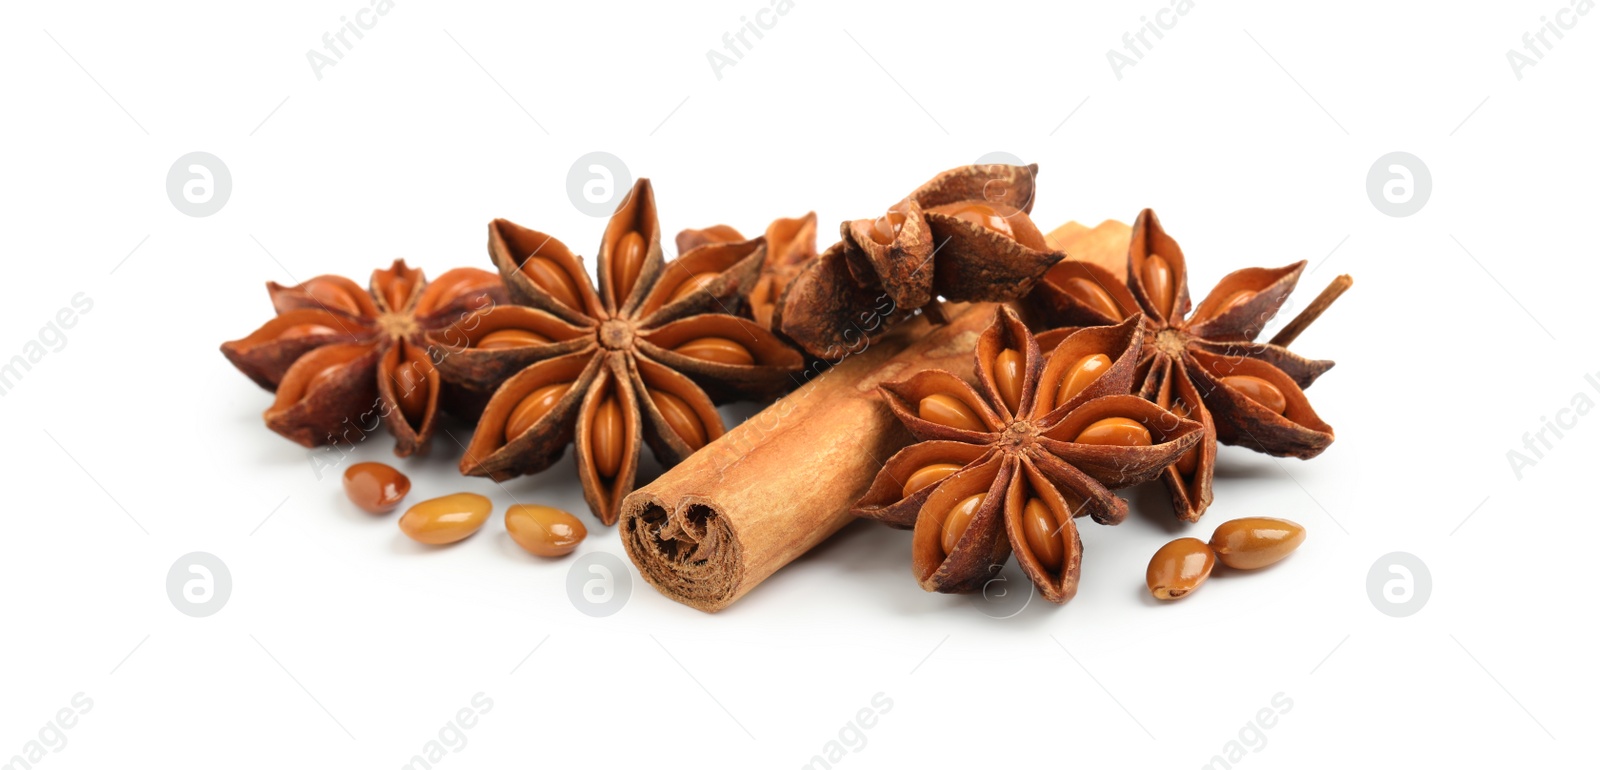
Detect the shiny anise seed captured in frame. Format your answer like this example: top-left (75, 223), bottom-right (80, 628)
top-left (342, 462), bottom-right (410, 514)
top-left (1222, 375), bottom-right (1287, 415)
top-left (925, 201), bottom-right (1049, 251)
top-left (1055, 353), bottom-right (1111, 409)
top-left (506, 504), bottom-right (587, 557)
top-left (389, 351), bottom-right (432, 424)
top-left (1021, 498), bottom-right (1064, 571)
top-left (1058, 277), bottom-right (1123, 320)
top-left (1208, 517), bottom-right (1306, 569)
top-left (1142, 254), bottom-right (1175, 316)
top-left (399, 493), bottom-right (493, 545)
top-left (476, 329), bottom-right (549, 350)
top-left (939, 493), bottom-right (986, 556)
top-left (672, 337), bottom-right (755, 366)
top-left (650, 390), bottom-right (708, 450)
top-left (612, 231), bottom-right (646, 301)
top-left (1146, 537), bottom-right (1215, 600)
top-left (1074, 417), bottom-right (1153, 447)
top-left (505, 383), bottom-right (570, 443)
top-left (901, 463), bottom-right (962, 498)
top-left (522, 256), bottom-right (582, 310)
top-left (668, 273), bottom-right (718, 303)
top-left (918, 394), bottom-right (985, 432)
top-left (590, 395), bottom-right (624, 478)
top-left (993, 348), bottom-right (1024, 414)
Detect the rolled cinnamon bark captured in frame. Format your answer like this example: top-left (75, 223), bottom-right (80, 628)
top-left (620, 302), bottom-right (993, 612)
top-left (620, 221), bottom-right (1128, 612)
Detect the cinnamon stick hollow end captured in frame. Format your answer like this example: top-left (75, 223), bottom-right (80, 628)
top-left (620, 304), bottom-right (995, 612)
top-left (620, 495), bottom-right (749, 611)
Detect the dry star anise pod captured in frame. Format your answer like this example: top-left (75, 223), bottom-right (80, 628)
top-left (675, 212), bottom-right (819, 330)
top-left (220, 260), bottom-right (506, 455)
top-left (852, 307), bottom-right (1201, 603)
top-left (775, 164), bottom-right (1063, 358)
top-left (447, 179), bottom-right (805, 524)
top-left (1027, 209), bottom-right (1351, 522)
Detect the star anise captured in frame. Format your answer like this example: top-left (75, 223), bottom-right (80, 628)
top-left (220, 260), bottom-right (506, 455)
top-left (852, 306), bottom-right (1201, 603)
top-left (446, 179), bottom-right (805, 524)
top-left (1027, 209), bottom-right (1350, 522)
top-left (775, 164), bottom-right (1063, 358)
top-left (675, 212), bottom-right (819, 330)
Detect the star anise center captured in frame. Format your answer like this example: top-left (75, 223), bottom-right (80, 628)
top-left (375, 311), bottom-right (420, 340)
top-left (597, 318), bottom-right (637, 350)
top-left (996, 418), bottom-right (1041, 450)
top-left (1154, 328), bottom-right (1189, 359)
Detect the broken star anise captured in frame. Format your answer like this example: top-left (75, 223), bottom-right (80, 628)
top-left (220, 260), bottom-right (507, 455)
top-left (1027, 208), bottom-right (1349, 522)
top-left (447, 178), bottom-right (805, 524)
top-left (775, 164), bottom-right (1064, 358)
top-left (675, 211), bottom-right (820, 331)
top-left (852, 306), bottom-right (1201, 603)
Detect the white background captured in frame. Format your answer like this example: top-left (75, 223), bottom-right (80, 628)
top-left (1, 0), bottom-right (1595, 767)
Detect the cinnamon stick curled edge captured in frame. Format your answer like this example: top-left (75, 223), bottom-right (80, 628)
top-left (620, 302), bottom-right (995, 612)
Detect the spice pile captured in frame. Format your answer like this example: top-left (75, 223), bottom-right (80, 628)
top-left (220, 162), bottom-right (1349, 607)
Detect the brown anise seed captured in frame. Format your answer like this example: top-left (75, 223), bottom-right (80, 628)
top-left (506, 504), bottom-right (587, 557)
top-left (1074, 417), bottom-right (1153, 447)
top-left (1220, 290), bottom-right (1254, 314)
top-left (400, 493), bottom-right (492, 545)
top-left (1147, 537), bottom-right (1215, 600)
top-left (612, 231), bottom-right (646, 301)
top-left (1208, 517), bottom-right (1306, 569)
top-left (1222, 375), bottom-right (1288, 415)
top-left (505, 383), bottom-right (570, 443)
top-left (278, 323), bottom-right (337, 340)
top-left (650, 390), bottom-right (707, 450)
top-left (926, 202), bottom-right (1048, 251)
top-left (918, 394), bottom-right (985, 432)
top-left (1143, 254), bottom-right (1175, 316)
top-left (342, 462), bottom-right (411, 514)
top-left (1021, 498), bottom-right (1064, 571)
top-left (390, 354), bottom-right (432, 424)
top-left (523, 257), bottom-right (582, 310)
top-left (477, 329), bottom-right (550, 350)
top-left (1059, 277), bottom-right (1123, 320)
top-left (305, 362), bottom-right (343, 395)
top-left (304, 278), bottom-right (360, 314)
top-left (672, 337), bottom-right (755, 366)
top-left (591, 396), bottom-right (624, 478)
top-left (901, 463), bottom-right (963, 498)
top-left (668, 273), bottom-right (718, 303)
top-left (993, 348), bottom-right (1024, 414)
top-left (1055, 353), bottom-right (1111, 409)
top-left (868, 210), bottom-right (908, 245)
top-left (940, 493), bottom-right (986, 556)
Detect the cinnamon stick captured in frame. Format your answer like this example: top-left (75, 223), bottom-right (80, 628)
top-left (620, 303), bottom-right (995, 612)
